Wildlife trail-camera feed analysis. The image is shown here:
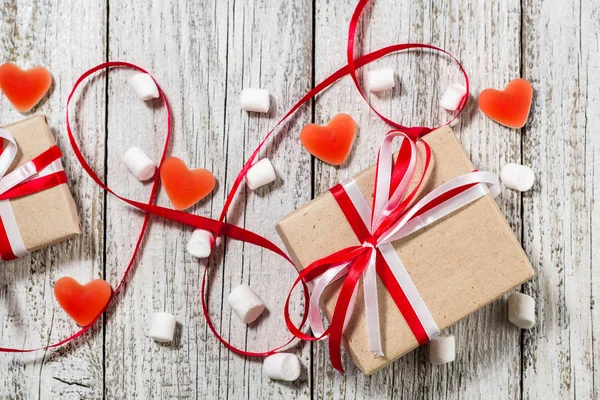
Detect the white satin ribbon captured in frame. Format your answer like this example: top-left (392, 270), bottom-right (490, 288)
top-left (0, 200), bottom-right (28, 258)
top-left (361, 242), bottom-right (382, 356)
top-left (0, 161), bottom-right (38, 195)
top-left (372, 134), bottom-right (418, 232)
top-left (308, 131), bottom-right (501, 358)
top-left (0, 128), bottom-right (18, 177)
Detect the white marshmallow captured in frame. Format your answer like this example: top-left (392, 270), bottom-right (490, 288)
top-left (440, 83), bottom-right (467, 111)
top-left (187, 229), bottom-right (214, 258)
top-left (147, 312), bottom-right (177, 342)
top-left (429, 335), bottom-right (455, 365)
top-left (246, 158), bottom-right (276, 190)
top-left (263, 353), bottom-right (301, 381)
top-left (240, 88), bottom-right (270, 113)
top-left (508, 292), bottom-right (535, 329)
top-left (228, 284), bottom-right (265, 324)
top-left (122, 147), bottom-right (156, 181)
top-left (366, 68), bottom-right (395, 93)
top-left (501, 163), bottom-right (535, 192)
top-left (129, 73), bottom-right (159, 101)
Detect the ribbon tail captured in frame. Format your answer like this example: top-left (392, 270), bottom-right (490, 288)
top-left (328, 251), bottom-right (369, 372)
top-left (363, 248), bottom-right (383, 356)
top-left (309, 263), bottom-right (350, 338)
top-left (342, 284), bottom-right (359, 333)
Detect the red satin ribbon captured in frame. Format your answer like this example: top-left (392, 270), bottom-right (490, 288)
top-left (1, 0), bottom-right (470, 368)
top-left (0, 172), bottom-right (68, 201)
top-left (31, 145), bottom-right (62, 171)
top-left (0, 219), bottom-right (16, 261)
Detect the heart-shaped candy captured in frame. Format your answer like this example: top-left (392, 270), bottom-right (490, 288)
top-left (160, 157), bottom-right (216, 210)
top-left (54, 277), bottom-right (112, 326)
top-left (300, 113), bottom-right (357, 165)
top-left (0, 63), bottom-right (52, 112)
top-left (478, 78), bottom-right (533, 129)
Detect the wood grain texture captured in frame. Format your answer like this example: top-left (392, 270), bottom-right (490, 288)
top-left (0, 0), bottom-right (107, 399)
top-left (1, 0), bottom-right (599, 398)
top-left (521, 0), bottom-right (599, 398)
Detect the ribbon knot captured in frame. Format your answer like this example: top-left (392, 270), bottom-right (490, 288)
top-left (362, 238), bottom-right (377, 249)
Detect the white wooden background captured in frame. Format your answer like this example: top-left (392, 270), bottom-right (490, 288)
top-left (0, 0), bottom-right (598, 399)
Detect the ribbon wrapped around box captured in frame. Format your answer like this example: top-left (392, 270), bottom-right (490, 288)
top-left (0, 115), bottom-right (80, 261)
top-left (276, 126), bottom-right (534, 375)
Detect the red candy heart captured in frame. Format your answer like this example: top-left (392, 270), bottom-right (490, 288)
top-left (478, 78), bottom-right (533, 129)
top-left (160, 157), bottom-right (216, 210)
top-left (300, 113), bottom-right (357, 165)
top-left (0, 63), bottom-right (52, 113)
top-left (54, 277), bottom-right (112, 327)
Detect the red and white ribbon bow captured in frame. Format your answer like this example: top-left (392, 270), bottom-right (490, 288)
top-left (285, 130), bottom-right (500, 371)
top-left (0, 128), bottom-right (67, 261)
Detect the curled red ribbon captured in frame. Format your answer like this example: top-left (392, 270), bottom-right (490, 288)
top-left (1, 0), bottom-right (470, 369)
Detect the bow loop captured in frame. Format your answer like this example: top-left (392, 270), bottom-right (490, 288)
top-left (403, 126), bottom-right (434, 138)
top-left (371, 132), bottom-right (433, 242)
top-left (0, 129), bottom-right (20, 181)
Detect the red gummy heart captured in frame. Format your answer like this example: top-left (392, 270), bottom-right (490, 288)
top-left (160, 157), bottom-right (216, 210)
top-left (54, 277), bottom-right (112, 327)
top-left (478, 78), bottom-right (533, 129)
top-left (300, 113), bottom-right (357, 165)
top-left (0, 63), bottom-right (52, 113)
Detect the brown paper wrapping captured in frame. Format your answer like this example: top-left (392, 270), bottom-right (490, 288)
top-left (276, 126), bottom-right (534, 375)
top-left (1, 115), bottom-right (81, 255)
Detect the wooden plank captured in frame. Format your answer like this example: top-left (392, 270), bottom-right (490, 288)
top-left (312, 1), bottom-right (523, 398)
top-left (521, 0), bottom-right (599, 398)
top-left (586, 3), bottom-right (600, 397)
top-left (0, 0), bottom-right (107, 398)
top-left (213, 1), bottom-right (313, 399)
top-left (104, 0), bottom-right (313, 398)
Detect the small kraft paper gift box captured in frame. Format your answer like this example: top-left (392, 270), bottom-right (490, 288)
top-left (0, 115), bottom-right (80, 261)
top-left (276, 126), bottom-right (534, 375)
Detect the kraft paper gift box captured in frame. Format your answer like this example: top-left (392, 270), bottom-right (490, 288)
top-left (0, 115), bottom-right (81, 260)
top-left (276, 126), bottom-right (534, 375)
